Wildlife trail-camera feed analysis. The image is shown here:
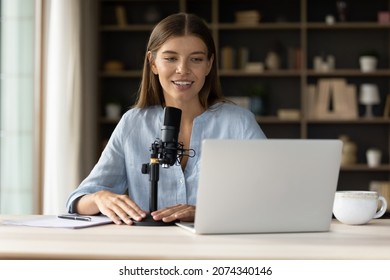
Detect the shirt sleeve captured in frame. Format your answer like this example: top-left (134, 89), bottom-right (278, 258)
top-left (241, 108), bottom-right (267, 139)
top-left (65, 113), bottom-right (128, 213)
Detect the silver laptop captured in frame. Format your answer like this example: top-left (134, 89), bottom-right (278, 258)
top-left (176, 139), bottom-right (342, 234)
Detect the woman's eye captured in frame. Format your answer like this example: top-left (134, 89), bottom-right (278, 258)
top-left (164, 57), bottom-right (177, 62)
top-left (192, 57), bottom-right (204, 63)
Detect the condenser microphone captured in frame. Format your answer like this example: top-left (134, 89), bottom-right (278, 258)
top-left (137, 106), bottom-right (194, 226)
top-left (160, 106), bottom-right (182, 167)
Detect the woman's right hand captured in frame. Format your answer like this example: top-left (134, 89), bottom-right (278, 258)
top-left (76, 190), bottom-right (147, 225)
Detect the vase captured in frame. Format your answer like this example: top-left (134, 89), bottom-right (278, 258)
top-left (106, 103), bottom-right (121, 119)
top-left (359, 56), bottom-right (378, 72)
top-left (265, 51), bottom-right (281, 70)
top-left (250, 96), bottom-right (266, 115)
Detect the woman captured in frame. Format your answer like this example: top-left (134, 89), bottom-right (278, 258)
top-left (66, 13), bottom-right (266, 225)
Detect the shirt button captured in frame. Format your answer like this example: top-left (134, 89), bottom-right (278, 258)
top-left (179, 179), bottom-right (184, 184)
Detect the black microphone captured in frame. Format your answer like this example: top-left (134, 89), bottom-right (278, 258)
top-left (160, 106), bottom-right (182, 167)
top-left (137, 106), bottom-right (194, 226)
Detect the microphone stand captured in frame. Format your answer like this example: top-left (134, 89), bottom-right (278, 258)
top-left (135, 140), bottom-right (177, 226)
top-left (135, 140), bottom-right (194, 226)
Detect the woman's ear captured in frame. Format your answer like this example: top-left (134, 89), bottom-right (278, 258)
top-left (148, 51), bottom-right (158, 75)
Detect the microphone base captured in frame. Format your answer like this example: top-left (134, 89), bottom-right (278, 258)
top-left (133, 214), bottom-right (177, 226)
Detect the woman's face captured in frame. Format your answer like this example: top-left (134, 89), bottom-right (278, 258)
top-left (149, 35), bottom-right (213, 107)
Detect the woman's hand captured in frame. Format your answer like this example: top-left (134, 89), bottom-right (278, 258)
top-left (77, 190), bottom-right (147, 225)
top-left (151, 204), bottom-right (195, 223)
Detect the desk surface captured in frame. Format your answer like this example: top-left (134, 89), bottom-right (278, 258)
top-left (0, 215), bottom-right (389, 260)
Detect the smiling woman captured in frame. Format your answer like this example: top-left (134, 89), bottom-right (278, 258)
top-left (66, 13), bottom-right (266, 226)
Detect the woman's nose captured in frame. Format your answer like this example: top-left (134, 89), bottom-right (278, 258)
top-left (176, 62), bottom-right (190, 74)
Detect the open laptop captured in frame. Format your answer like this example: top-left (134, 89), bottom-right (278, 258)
top-left (176, 139), bottom-right (342, 234)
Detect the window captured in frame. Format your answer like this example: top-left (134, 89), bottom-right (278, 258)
top-left (0, 0), bottom-right (35, 213)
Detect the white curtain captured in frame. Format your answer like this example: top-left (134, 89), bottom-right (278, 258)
top-left (42, 0), bottom-right (97, 214)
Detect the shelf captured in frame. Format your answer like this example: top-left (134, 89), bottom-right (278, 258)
top-left (256, 116), bottom-right (300, 124)
top-left (97, 0), bottom-right (390, 191)
top-left (216, 22), bottom-right (301, 30)
top-left (100, 71), bottom-right (142, 78)
top-left (307, 69), bottom-right (390, 77)
top-left (341, 164), bottom-right (390, 172)
top-left (100, 25), bottom-right (154, 31)
top-left (256, 117), bottom-right (390, 124)
top-left (306, 118), bottom-right (390, 124)
top-left (306, 22), bottom-right (390, 29)
top-left (219, 69), bottom-right (301, 77)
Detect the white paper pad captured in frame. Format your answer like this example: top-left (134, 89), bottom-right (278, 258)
top-left (2, 215), bottom-right (113, 229)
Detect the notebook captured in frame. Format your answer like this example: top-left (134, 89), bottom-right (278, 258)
top-left (2, 215), bottom-right (112, 229)
top-left (176, 139), bottom-right (342, 234)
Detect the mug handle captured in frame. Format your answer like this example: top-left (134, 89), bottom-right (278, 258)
top-left (373, 196), bottom-right (388, 219)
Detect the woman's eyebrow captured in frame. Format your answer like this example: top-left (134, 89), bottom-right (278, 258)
top-left (161, 50), bottom-right (207, 55)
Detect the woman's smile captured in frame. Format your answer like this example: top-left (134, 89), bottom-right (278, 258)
top-left (172, 80), bottom-right (194, 90)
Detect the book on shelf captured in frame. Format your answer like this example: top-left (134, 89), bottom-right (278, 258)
top-left (277, 109), bottom-right (300, 120)
top-left (235, 10), bottom-right (261, 25)
top-left (384, 94), bottom-right (390, 118)
top-left (307, 79), bottom-right (358, 120)
top-left (221, 46), bottom-right (235, 70)
top-left (115, 5), bottom-right (127, 27)
top-left (287, 47), bottom-right (302, 70)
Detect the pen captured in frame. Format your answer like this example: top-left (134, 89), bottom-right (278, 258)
top-left (57, 215), bottom-right (91, 222)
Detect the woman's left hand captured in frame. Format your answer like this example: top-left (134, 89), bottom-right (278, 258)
top-left (151, 204), bottom-right (195, 223)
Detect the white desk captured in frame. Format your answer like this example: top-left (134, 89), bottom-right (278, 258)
top-left (0, 215), bottom-right (389, 259)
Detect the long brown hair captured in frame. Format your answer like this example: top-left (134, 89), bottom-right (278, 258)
top-left (134, 13), bottom-right (226, 109)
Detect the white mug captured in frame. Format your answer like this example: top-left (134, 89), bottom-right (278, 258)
top-left (366, 149), bottom-right (382, 167)
top-left (333, 191), bottom-right (387, 225)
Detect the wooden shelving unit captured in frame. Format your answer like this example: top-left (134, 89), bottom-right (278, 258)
top-left (97, 0), bottom-right (390, 191)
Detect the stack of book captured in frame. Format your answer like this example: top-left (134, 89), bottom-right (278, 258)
top-left (235, 10), bottom-right (261, 25)
top-left (306, 79), bottom-right (358, 120)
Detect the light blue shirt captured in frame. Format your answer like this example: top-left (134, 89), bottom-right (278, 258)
top-left (66, 103), bottom-right (266, 213)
